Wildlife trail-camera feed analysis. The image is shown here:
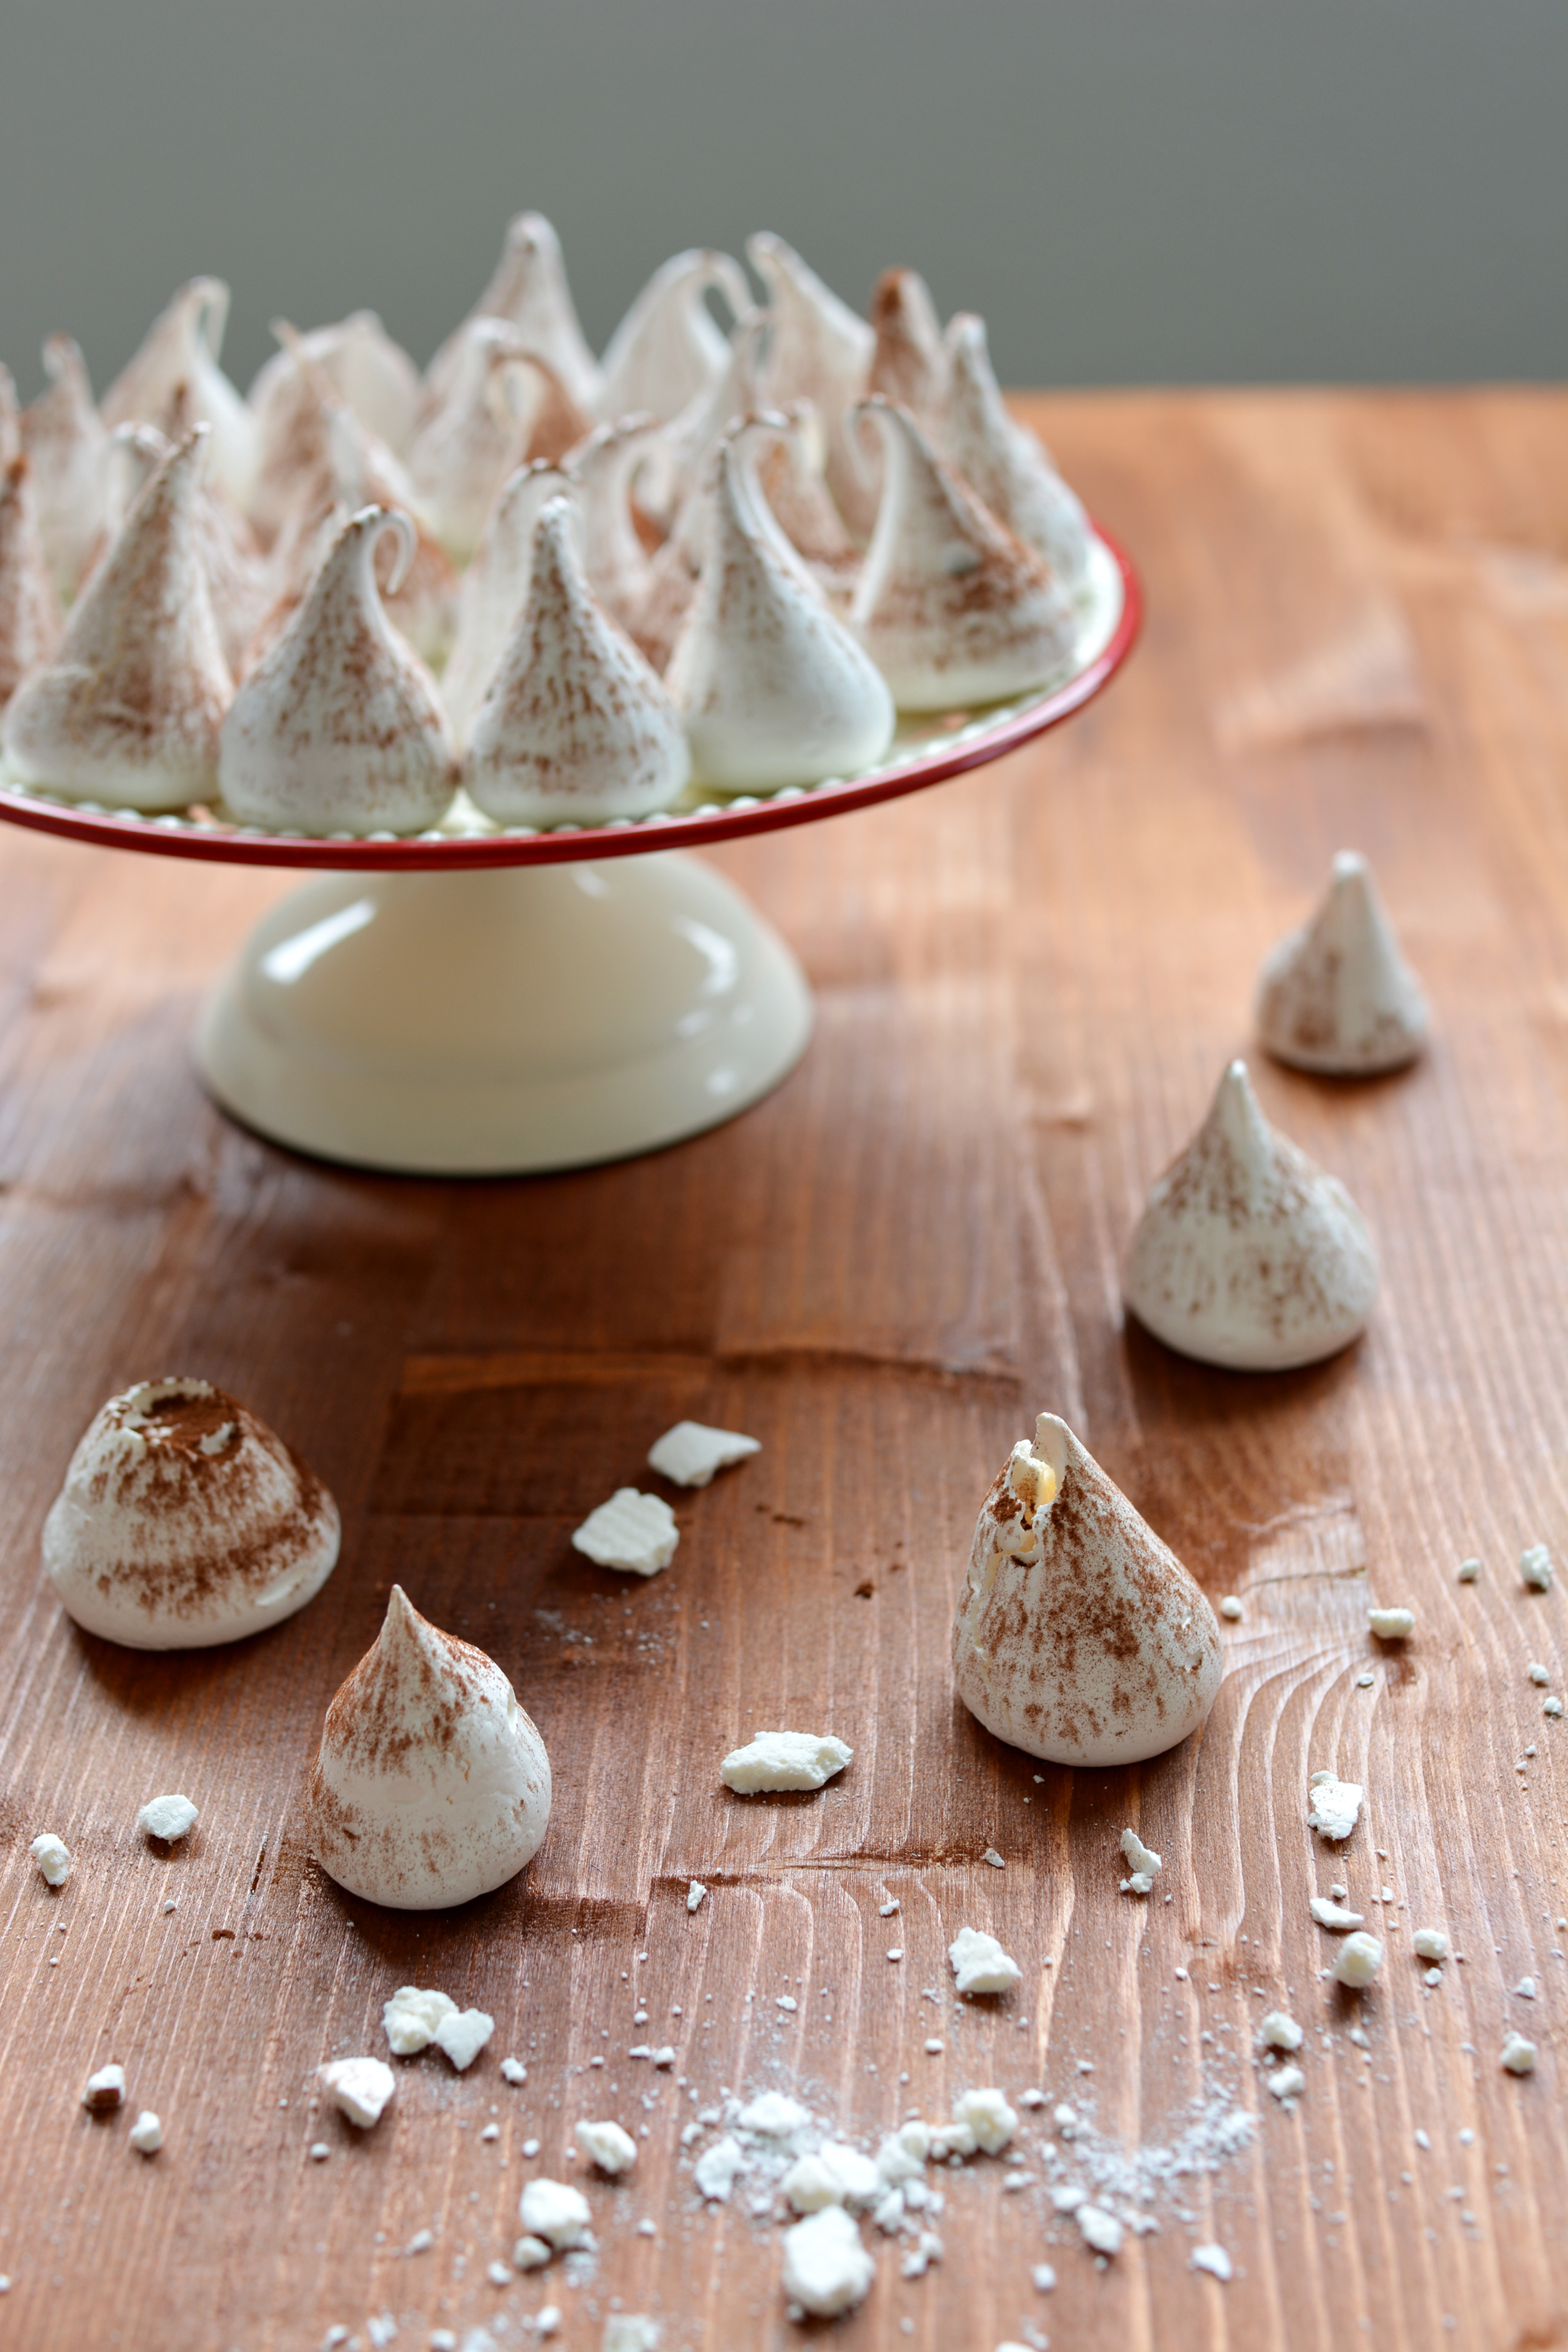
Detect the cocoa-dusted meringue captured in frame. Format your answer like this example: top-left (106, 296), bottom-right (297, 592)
top-left (565, 417), bottom-right (663, 651)
top-left (751, 404), bottom-right (860, 610)
top-left (748, 233), bottom-right (873, 536)
top-left (952, 1413), bottom-right (1223, 1766)
top-left (220, 505), bottom-right (456, 837)
top-left (42, 1376), bottom-right (340, 1649)
top-left (248, 310), bottom-right (422, 464)
top-left (1123, 1059), bottom-right (1380, 1370)
top-left (19, 336), bottom-right (110, 600)
top-left (409, 320), bottom-right (547, 565)
top-left (100, 278), bottom-right (258, 510)
top-left (664, 425), bottom-right (894, 791)
top-left (3, 430), bottom-right (231, 811)
top-left (867, 268), bottom-right (947, 425)
top-left (441, 460), bottom-right (572, 742)
top-left (597, 248), bottom-right (751, 424)
top-left (465, 495), bottom-right (688, 826)
top-left (0, 455), bottom-right (63, 709)
top-left (1255, 852), bottom-right (1429, 1075)
top-left (643, 311), bottom-right (769, 529)
top-left (425, 213), bottom-right (600, 418)
top-left (105, 413), bottom-right (270, 680)
top-left (939, 314), bottom-right (1092, 592)
top-left (309, 1585), bottom-right (552, 1910)
top-left (849, 397), bottom-right (1077, 710)
top-left (245, 327), bottom-right (426, 552)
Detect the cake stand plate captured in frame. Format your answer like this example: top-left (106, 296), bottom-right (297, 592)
top-left (0, 529), bottom-right (1138, 1175)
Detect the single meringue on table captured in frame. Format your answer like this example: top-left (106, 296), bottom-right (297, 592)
top-left (596, 248), bottom-right (751, 425)
top-left (1256, 851), bottom-right (1429, 1075)
top-left (1123, 1059), bottom-right (1380, 1370)
top-left (440, 459), bottom-right (572, 743)
top-left (3, 429), bottom-right (231, 812)
top-left (219, 505), bottom-right (457, 837)
top-left (309, 1585), bottom-right (552, 1910)
top-left (99, 277), bottom-right (258, 511)
top-left (0, 455), bottom-right (62, 709)
top-left (20, 335), bottom-right (110, 600)
top-left (465, 495), bottom-right (688, 826)
top-left (952, 1412), bottom-right (1223, 1766)
top-left (664, 425), bottom-right (895, 792)
top-left (424, 212), bottom-right (601, 418)
top-left (42, 1376), bottom-right (340, 1649)
top-left (939, 313), bottom-right (1093, 592)
top-left (849, 397), bottom-right (1078, 710)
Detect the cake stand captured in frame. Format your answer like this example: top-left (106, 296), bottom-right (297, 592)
top-left (0, 530), bottom-right (1138, 1175)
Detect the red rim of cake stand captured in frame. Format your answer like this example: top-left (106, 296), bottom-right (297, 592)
top-left (0, 526), bottom-right (1140, 873)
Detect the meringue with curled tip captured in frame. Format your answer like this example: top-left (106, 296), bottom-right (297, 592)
top-left (1123, 1059), bottom-right (1380, 1370)
top-left (664, 426), bottom-right (894, 791)
top-left (20, 335), bottom-right (110, 600)
top-left (425, 211), bottom-right (600, 418)
top-left (751, 404), bottom-right (861, 610)
top-left (42, 1376), bottom-right (340, 1649)
top-left (245, 327), bottom-right (428, 552)
top-left (597, 248), bottom-right (751, 424)
top-left (952, 1412), bottom-right (1223, 1767)
top-left (3, 429), bottom-right (231, 811)
top-left (0, 455), bottom-right (63, 709)
top-left (308, 1583), bottom-right (552, 1910)
top-left (409, 320), bottom-right (584, 565)
top-left (565, 415), bottom-right (663, 650)
top-left (465, 495), bottom-right (689, 826)
top-left (441, 460), bottom-right (572, 742)
top-left (849, 397), bottom-right (1077, 710)
top-left (642, 309), bottom-right (769, 530)
top-left (868, 267), bottom-right (948, 425)
top-left (248, 309), bottom-right (422, 464)
top-left (748, 232), bottom-right (873, 536)
top-left (939, 314), bottom-right (1093, 592)
top-left (99, 277), bottom-right (258, 510)
top-left (220, 505), bottom-right (456, 836)
top-left (1256, 851), bottom-right (1429, 1075)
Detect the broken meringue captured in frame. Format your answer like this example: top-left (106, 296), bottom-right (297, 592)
top-left (952, 1412), bottom-right (1222, 1767)
top-left (571, 1489), bottom-right (678, 1576)
top-left (1119, 1827), bottom-right (1161, 1895)
top-left (1123, 1060), bottom-right (1380, 1371)
top-left (465, 495), bottom-right (689, 826)
top-left (42, 1376), bottom-right (340, 1649)
top-left (220, 505), bottom-right (456, 836)
top-left (646, 1421), bottom-right (760, 1488)
top-left (4, 430), bottom-right (231, 809)
top-left (939, 314), bottom-right (1092, 590)
top-left (309, 1585), bottom-right (552, 1910)
top-left (1256, 852), bottom-right (1429, 1075)
top-left (19, 335), bottom-right (110, 600)
top-left (319, 2057), bottom-right (396, 2129)
top-left (99, 277), bottom-right (258, 510)
top-left (597, 248), bottom-right (751, 423)
top-left (947, 1926), bottom-right (1022, 1996)
top-left (720, 1731), bottom-right (852, 1792)
top-left (425, 212), bottom-right (600, 418)
top-left (0, 455), bottom-right (62, 709)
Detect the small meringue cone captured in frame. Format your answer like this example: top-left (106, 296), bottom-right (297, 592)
top-left (248, 309), bottom-right (421, 462)
top-left (1256, 852), bottom-right (1429, 1075)
top-left (245, 325), bottom-right (423, 550)
top-left (504, 349), bottom-right (595, 470)
top-left (641, 311), bottom-right (769, 529)
top-left (0, 455), bottom-right (64, 710)
top-left (219, 507), bottom-right (456, 837)
top-left (849, 396), bottom-right (1077, 710)
top-left (111, 393), bottom-right (271, 679)
top-left (100, 278), bottom-right (258, 511)
top-left (751, 403), bottom-right (861, 610)
top-left (441, 460), bottom-right (573, 742)
top-left (564, 415), bottom-right (663, 645)
top-left (1123, 1059), bottom-right (1380, 1371)
top-left (465, 494), bottom-right (689, 826)
top-left (20, 336), bottom-right (110, 601)
top-left (940, 314), bottom-right (1092, 592)
top-left (425, 212), bottom-right (600, 418)
top-left (868, 267), bottom-right (948, 424)
top-left (748, 232), bottom-right (873, 536)
top-left (664, 426), bottom-right (894, 791)
top-left (409, 319), bottom-right (536, 565)
top-left (597, 248), bottom-right (751, 423)
top-left (4, 429), bottom-right (230, 811)
top-left (0, 365), bottom-right (17, 465)
top-left (952, 1413), bottom-right (1222, 1767)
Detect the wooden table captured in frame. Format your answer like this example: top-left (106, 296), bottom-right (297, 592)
top-left (0, 388), bottom-right (1564, 2352)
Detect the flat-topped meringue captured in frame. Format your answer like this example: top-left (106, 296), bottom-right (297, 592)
top-left (425, 212), bottom-right (600, 418)
top-left (220, 506), bottom-right (456, 836)
top-left (1256, 852), bottom-right (1429, 1074)
top-left (748, 232), bottom-right (873, 536)
top-left (441, 460), bottom-right (572, 741)
top-left (248, 310), bottom-right (422, 464)
top-left (952, 1413), bottom-right (1223, 1766)
top-left (597, 248), bottom-right (751, 424)
top-left (4, 430), bottom-right (231, 809)
top-left (665, 428), bottom-right (894, 791)
top-left (100, 278), bottom-right (258, 510)
top-left (20, 336), bottom-right (110, 600)
top-left (1123, 1059), bottom-right (1380, 1370)
top-left (0, 456), bottom-right (62, 709)
top-left (939, 314), bottom-right (1092, 591)
top-left (309, 1585), bottom-right (552, 1909)
top-left (43, 1376), bottom-right (339, 1649)
top-left (867, 268), bottom-right (948, 425)
top-left (850, 397), bottom-right (1077, 709)
top-left (465, 495), bottom-right (688, 826)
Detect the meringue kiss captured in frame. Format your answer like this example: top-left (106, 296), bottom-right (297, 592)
top-left (43, 1377), bottom-right (340, 1649)
top-left (1256, 852), bottom-right (1429, 1075)
top-left (952, 1413), bottom-right (1222, 1767)
top-left (309, 1585), bottom-right (552, 1910)
top-left (20, 335), bottom-right (110, 600)
top-left (597, 248), bottom-right (751, 424)
top-left (939, 314), bottom-right (1092, 592)
top-left (99, 277), bottom-right (258, 510)
top-left (0, 455), bottom-right (63, 709)
top-left (1123, 1059), bottom-right (1380, 1371)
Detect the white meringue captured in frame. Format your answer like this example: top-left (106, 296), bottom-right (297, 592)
top-left (3, 430), bottom-right (231, 810)
top-left (951, 1412), bottom-right (1223, 1768)
top-left (751, 404), bottom-right (861, 609)
top-left (1256, 852), bottom-right (1429, 1074)
top-left (245, 327), bottom-right (425, 552)
top-left (441, 460), bottom-right (571, 740)
top-left (409, 319), bottom-right (544, 565)
top-left (42, 1376), bottom-right (339, 1649)
top-left (319, 2057), bottom-right (396, 2129)
top-left (0, 454), bottom-right (62, 709)
top-left (850, 398), bottom-right (1077, 710)
top-left (597, 249), bottom-right (751, 423)
top-left (20, 336), bottom-right (110, 600)
top-left (249, 310), bottom-right (421, 463)
top-left (939, 314), bottom-right (1092, 591)
top-left (105, 414), bottom-right (270, 679)
top-left (1123, 1060), bottom-right (1380, 1371)
top-left (309, 1584), bottom-right (552, 1911)
top-left (465, 497), bottom-right (687, 826)
top-left (646, 1421), bottom-right (760, 1488)
top-left (643, 311), bottom-right (769, 528)
top-left (100, 277), bottom-right (258, 510)
top-left (748, 232), bottom-right (873, 535)
top-left (565, 417), bottom-right (663, 650)
top-left (220, 506), bottom-right (456, 837)
top-left (867, 267), bottom-right (948, 425)
top-left (665, 430), bottom-right (894, 791)
top-left (425, 213), bottom-right (600, 417)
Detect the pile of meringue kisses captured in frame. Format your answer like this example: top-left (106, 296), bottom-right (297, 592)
top-left (0, 216), bottom-right (1101, 839)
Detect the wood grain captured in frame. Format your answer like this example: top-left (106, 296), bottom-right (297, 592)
top-left (0, 387), bottom-right (1564, 2352)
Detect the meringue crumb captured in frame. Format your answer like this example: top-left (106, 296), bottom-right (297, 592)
top-left (1191, 2242), bottom-right (1233, 2282)
top-left (318, 2059), bottom-right (396, 2129)
top-left (1310, 1896), bottom-right (1365, 1932)
top-left (1219, 1596), bottom-right (1243, 1620)
top-left (1267, 2066), bottom-right (1306, 2103)
top-left (576, 2117), bottom-right (637, 2173)
top-left (924, 2039), bottom-right (944, 2054)
top-left (1259, 2011), bottom-right (1303, 2051)
top-left (501, 2057), bottom-right (528, 2086)
top-left (1520, 1544), bottom-right (1554, 1591)
top-left (687, 1880), bottom-right (706, 1912)
top-left (571, 1489), bottom-right (678, 1577)
top-left (1307, 1773), bottom-right (1363, 1842)
top-left (880, 1900), bottom-right (900, 1916)
top-left (137, 1793), bottom-right (199, 1843)
top-left (1119, 1826), bottom-right (1161, 1895)
top-left (1333, 1932), bottom-right (1384, 1988)
top-left (720, 1731), bottom-right (851, 1793)
top-left (886, 1948), bottom-right (905, 1962)
top-left (128, 2111), bottom-right (163, 2155)
top-left (1413, 1929), bottom-right (1447, 1961)
top-left (1457, 1558), bottom-right (1480, 1583)
top-left (1545, 1697), bottom-right (1564, 1719)
top-left (948, 1927), bottom-right (1022, 1996)
top-left (1368, 1606), bottom-right (1414, 1639)
top-left (1501, 2032), bottom-right (1537, 2075)
top-left (647, 1421), bottom-right (759, 1488)
top-left (433, 2009), bottom-right (494, 2072)
top-left (29, 1834), bottom-right (71, 1887)
top-left (83, 2064), bottom-right (124, 2113)
top-left (981, 1847), bottom-right (1005, 1868)
top-left (1528, 1663), bottom-right (1550, 1685)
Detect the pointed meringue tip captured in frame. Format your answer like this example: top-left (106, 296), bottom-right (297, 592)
top-left (1331, 849), bottom-right (1368, 886)
top-left (1030, 1413), bottom-right (1071, 1482)
top-left (383, 1583), bottom-right (420, 1639)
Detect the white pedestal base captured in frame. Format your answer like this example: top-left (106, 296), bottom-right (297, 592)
top-left (195, 852), bottom-right (812, 1174)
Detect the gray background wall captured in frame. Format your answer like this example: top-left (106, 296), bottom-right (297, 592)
top-left (0, 0), bottom-right (1561, 406)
